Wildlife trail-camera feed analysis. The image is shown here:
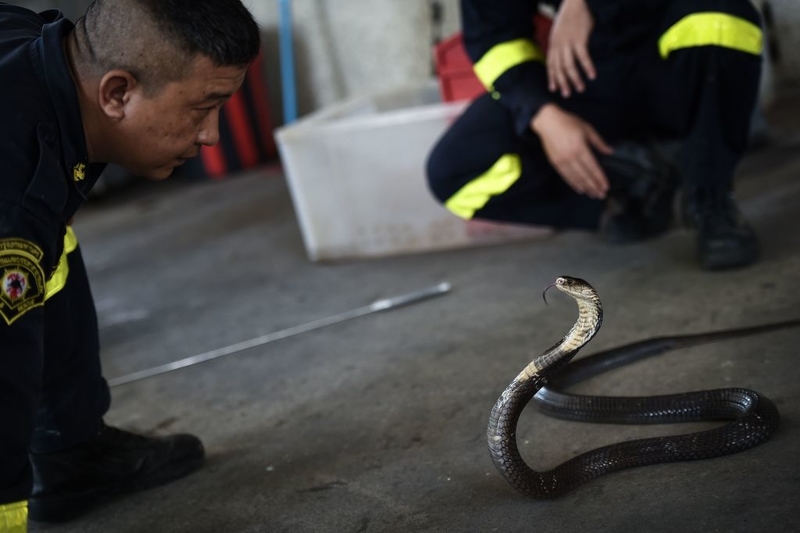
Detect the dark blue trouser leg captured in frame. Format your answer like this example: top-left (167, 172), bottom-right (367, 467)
top-left (31, 244), bottom-right (110, 454)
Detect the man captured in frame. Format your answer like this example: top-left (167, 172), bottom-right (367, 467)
top-left (0, 0), bottom-right (260, 528)
top-left (427, 0), bottom-right (763, 270)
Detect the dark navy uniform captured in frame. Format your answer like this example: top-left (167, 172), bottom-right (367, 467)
top-left (427, 0), bottom-right (763, 230)
top-left (0, 4), bottom-right (110, 505)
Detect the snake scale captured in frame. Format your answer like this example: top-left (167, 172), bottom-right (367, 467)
top-left (487, 276), bottom-right (799, 499)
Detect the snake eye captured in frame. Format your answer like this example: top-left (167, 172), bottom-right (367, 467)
top-left (556, 277), bottom-right (566, 285)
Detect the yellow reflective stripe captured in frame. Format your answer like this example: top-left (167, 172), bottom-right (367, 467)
top-left (659, 12), bottom-right (763, 59)
top-left (473, 39), bottom-right (544, 90)
top-left (445, 154), bottom-right (521, 219)
top-left (45, 226), bottom-right (78, 301)
top-left (0, 501), bottom-right (27, 533)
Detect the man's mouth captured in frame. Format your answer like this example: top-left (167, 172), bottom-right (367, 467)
top-left (176, 155), bottom-right (197, 164)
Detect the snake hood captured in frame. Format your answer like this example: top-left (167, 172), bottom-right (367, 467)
top-left (532, 276), bottom-right (604, 377)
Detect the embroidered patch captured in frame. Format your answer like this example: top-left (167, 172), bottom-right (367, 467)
top-left (0, 239), bottom-right (46, 325)
top-left (73, 163), bottom-right (86, 182)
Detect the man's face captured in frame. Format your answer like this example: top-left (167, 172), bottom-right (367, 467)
top-left (115, 55), bottom-right (247, 179)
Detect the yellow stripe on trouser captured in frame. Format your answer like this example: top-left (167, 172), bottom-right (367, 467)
top-left (44, 226), bottom-right (77, 301)
top-left (659, 12), bottom-right (763, 59)
top-left (0, 501), bottom-right (27, 533)
top-left (473, 39), bottom-right (545, 90)
top-left (445, 154), bottom-right (522, 219)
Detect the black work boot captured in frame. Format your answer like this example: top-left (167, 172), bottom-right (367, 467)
top-left (28, 422), bottom-right (204, 522)
top-left (597, 142), bottom-right (680, 244)
top-left (683, 189), bottom-right (759, 270)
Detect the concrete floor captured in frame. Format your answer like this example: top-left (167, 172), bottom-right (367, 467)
top-left (31, 98), bottom-right (800, 533)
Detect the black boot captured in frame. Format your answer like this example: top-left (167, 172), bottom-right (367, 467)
top-left (683, 189), bottom-right (759, 270)
top-left (28, 422), bottom-right (204, 522)
top-left (597, 142), bottom-right (680, 244)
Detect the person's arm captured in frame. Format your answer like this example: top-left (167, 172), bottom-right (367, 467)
top-left (461, 0), bottom-right (613, 199)
top-left (460, 0), bottom-right (551, 138)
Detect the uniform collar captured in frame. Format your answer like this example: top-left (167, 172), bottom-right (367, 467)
top-left (36, 12), bottom-right (104, 198)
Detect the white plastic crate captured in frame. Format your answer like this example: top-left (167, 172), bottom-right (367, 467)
top-left (275, 81), bottom-right (550, 261)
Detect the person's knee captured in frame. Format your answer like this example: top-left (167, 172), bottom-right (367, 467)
top-left (425, 138), bottom-right (457, 205)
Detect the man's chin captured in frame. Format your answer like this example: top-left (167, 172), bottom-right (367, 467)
top-left (123, 157), bottom-right (191, 180)
top-left (141, 166), bottom-right (177, 181)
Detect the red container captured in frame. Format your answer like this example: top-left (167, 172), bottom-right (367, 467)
top-left (434, 14), bottom-right (553, 103)
top-left (434, 33), bottom-right (486, 102)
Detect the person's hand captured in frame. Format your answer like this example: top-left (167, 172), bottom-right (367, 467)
top-left (547, 0), bottom-right (596, 98)
top-left (531, 104), bottom-right (613, 199)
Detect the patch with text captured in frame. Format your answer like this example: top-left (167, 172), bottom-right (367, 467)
top-left (0, 238), bottom-right (46, 325)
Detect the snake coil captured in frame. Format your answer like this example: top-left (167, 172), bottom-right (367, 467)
top-left (487, 276), bottom-right (796, 499)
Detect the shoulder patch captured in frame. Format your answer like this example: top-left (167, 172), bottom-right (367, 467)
top-left (0, 238), bottom-right (46, 325)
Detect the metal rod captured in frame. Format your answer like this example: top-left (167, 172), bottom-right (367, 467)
top-left (108, 282), bottom-right (451, 387)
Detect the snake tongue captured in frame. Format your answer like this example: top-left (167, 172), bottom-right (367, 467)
top-left (542, 283), bottom-right (557, 305)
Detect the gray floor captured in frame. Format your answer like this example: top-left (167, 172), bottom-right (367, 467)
top-left (31, 98), bottom-right (800, 533)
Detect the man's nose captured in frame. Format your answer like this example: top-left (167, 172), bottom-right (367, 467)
top-left (197, 110), bottom-right (221, 146)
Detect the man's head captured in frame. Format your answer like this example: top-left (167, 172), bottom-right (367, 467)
top-left (69, 0), bottom-right (261, 179)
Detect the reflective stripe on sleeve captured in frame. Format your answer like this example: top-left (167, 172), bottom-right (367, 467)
top-left (659, 12), bottom-right (763, 59)
top-left (473, 39), bottom-right (545, 90)
top-left (444, 154), bottom-right (522, 219)
top-left (0, 501), bottom-right (28, 533)
top-left (45, 226), bottom-right (78, 301)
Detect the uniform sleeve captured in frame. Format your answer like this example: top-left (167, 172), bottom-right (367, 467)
top-left (0, 202), bottom-right (54, 504)
top-left (0, 4), bottom-right (73, 504)
top-left (0, 202), bottom-right (60, 357)
top-left (460, 0), bottom-right (551, 138)
top-left (0, 126), bottom-right (67, 386)
top-left (0, 128), bottom-right (67, 500)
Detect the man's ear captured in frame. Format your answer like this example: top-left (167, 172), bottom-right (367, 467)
top-left (98, 70), bottom-right (138, 119)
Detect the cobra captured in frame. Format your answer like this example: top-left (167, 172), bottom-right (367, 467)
top-left (487, 275), bottom-right (798, 499)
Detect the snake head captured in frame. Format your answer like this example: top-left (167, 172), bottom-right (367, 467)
top-left (553, 276), bottom-right (598, 300)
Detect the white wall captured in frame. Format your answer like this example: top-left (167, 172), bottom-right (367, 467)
top-left (246, 0), bottom-right (462, 122)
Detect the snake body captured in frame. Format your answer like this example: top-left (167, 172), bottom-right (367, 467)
top-left (487, 276), bottom-right (795, 499)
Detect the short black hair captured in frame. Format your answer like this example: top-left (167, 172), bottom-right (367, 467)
top-left (76, 0), bottom-right (261, 93)
top-left (137, 0), bottom-right (261, 67)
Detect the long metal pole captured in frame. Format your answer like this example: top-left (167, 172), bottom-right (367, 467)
top-left (278, 0), bottom-right (298, 123)
top-left (108, 282), bottom-right (451, 387)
